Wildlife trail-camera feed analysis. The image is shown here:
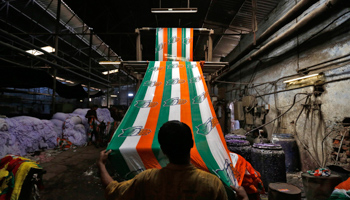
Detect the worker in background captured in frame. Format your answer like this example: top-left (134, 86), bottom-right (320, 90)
top-left (109, 106), bottom-right (122, 131)
top-left (85, 105), bottom-right (100, 146)
top-left (97, 120), bottom-right (248, 200)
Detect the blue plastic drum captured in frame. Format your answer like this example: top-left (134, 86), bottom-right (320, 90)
top-left (225, 134), bottom-right (247, 140)
top-left (251, 143), bottom-right (286, 191)
top-left (226, 139), bottom-right (251, 162)
top-left (272, 133), bottom-right (301, 172)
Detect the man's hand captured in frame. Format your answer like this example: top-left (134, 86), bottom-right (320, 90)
top-left (230, 185), bottom-right (248, 200)
top-left (97, 149), bottom-right (114, 188)
top-left (98, 149), bottom-right (112, 166)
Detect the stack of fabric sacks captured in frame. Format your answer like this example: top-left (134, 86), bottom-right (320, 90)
top-left (52, 112), bottom-right (87, 146)
top-left (51, 108), bottom-right (114, 146)
top-left (0, 108), bottom-right (114, 157)
top-left (0, 116), bottom-right (58, 158)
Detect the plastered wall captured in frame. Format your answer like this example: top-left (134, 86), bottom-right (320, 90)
top-left (219, 0), bottom-right (350, 170)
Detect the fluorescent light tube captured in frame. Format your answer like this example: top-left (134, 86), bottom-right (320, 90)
top-left (102, 69), bottom-right (119, 75)
top-left (151, 8), bottom-right (197, 13)
top-left (99, 61), bottom-right (121, 65)
top-left (283, 74), bottom-right (319, 83)
top-left (26, 46), bottom-right (55, 56)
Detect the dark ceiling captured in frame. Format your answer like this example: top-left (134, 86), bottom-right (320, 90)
top-left (0, 0), bottom-right (280, 90)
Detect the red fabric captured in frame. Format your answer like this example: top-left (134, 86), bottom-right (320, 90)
top-left (0, 156), bottom-right (13, 169)
top-left (230, 152), bottom-right (265, 196)
top-left (335, 177), bottom-right (350, 190)
top-left (242, 160), bottom-right (265, 195)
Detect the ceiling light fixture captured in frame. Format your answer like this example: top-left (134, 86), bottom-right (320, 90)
top-left (26, 46), bottom-right (55, 56)
top-left (151, 7), bottom-right (197, 13)
top-left (151, 0), bottom-right (197, 13)
top-left (283, 74), bottom-right (319, 83)
top-left (99, 61), bottom-right (121, 65)
top-left (102, 69), bottom-right (119, 75)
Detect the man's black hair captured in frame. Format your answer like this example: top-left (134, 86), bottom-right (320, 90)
top-left (158, 120), bottom-right (193, 157)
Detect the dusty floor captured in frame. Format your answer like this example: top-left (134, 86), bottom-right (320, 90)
top-left (31, 146), bottom-right (106, 200)
top-left (29, 146), bottom-right (307, 200)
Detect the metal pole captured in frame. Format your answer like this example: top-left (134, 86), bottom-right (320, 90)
top-left (135, 28), bottom-right (142, 61)
top-left (107, 71), bottom-right (110, 108)
top-left (0, 29), bottom-right (110, 83)
top-left (52, 0), bottom-right (61, 114)
top-left (88, 28), bottom-right (93, 107)
top-left (208, 29), bottom-right (213, 62)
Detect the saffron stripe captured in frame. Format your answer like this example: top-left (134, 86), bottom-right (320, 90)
top-left (163, 28), bottom-right (168, 61)
top-left (136, 62), bottom-right (164, 169)
top-left (177, 29), bottom-right (182, 61)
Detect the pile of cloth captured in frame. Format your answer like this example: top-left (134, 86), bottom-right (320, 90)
top-left (0, 116), bottom-right (57, 158)
top-left (307, 167), bottom-right (331, 176)
top-left (0, 155), bottom-right (42, 200)
top-left (0, 108), bottom-right (114, 157)
top-left (50, 108), bottom-right (114, 146)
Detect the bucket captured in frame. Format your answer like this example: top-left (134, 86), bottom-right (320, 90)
top-left (226, 139), bottom-right (251, 162)
top-left (272, 133), bottom-right (301, 172)
top-left (268, 182), bottom-right (301, 200)
top-left (251, 143), bottom-right (286, 190)
top-left (301, 173), bottom-right (342, 200)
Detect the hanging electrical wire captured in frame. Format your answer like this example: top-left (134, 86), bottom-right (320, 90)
top-left (245, 92), bottom-right (312, 135)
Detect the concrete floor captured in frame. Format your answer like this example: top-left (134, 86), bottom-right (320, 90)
top-left (38, 146), bottom-right (105, 200)
top-left (34, 146), bottom-right (306, 200)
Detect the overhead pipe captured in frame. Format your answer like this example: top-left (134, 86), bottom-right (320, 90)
top-left (0, 29), bottom-right (110, 84)
top-left (0, 40), bottom-right (110, 87)
top-left (216, 0), bottom-right (347, 82)
top-left (224, 0), bottom-right (319, 66)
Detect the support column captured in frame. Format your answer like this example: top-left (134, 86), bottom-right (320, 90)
top-left (88, 28), bottom-right (93, 107)
top-left (52, 0), bottom-right (61, 114)
top-left (208, 29), bottom-right (214, 62)
top-left (136, 28), bottom-right (142, 61)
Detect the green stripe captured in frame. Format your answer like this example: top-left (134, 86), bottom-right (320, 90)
top-left (155, 28), bottom-right (159, 61)
top-left (188, 62), bottom-right (234, 186)
top-left (107, 61), bottom-right (156, 177)
top-left (152, 61), bottom-right (173, 167)
top-left (167, 28), bottom-right (172, 61)
top-left (186, 62), bottom-right (223, 177)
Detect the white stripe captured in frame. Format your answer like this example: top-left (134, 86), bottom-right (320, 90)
top-left (172, 28), bottom-right (177, 61)
top-left (119, 62), bottom-right (160, 172)
top-left (158, 29), bottom-right (164, 61)
top-left (186, 29), bottom-right (191, 61)
top-left (191, 62), bottom-right (236, 185)
top-left (169, 61), bottom-right (181, 121)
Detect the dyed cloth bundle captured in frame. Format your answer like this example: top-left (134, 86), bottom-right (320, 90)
top-left (0, 117), bottom-right (57, 157)
top-left (0, 155), bottom-right (42, 200)
top-left (307, 167), bottom-right (331, 177)
top-left (50, 108), bottom-right (114, 146)
top-left (328, 177), bottom-right (350, 200)
top-left (107, 61), bottom-right (244, 187)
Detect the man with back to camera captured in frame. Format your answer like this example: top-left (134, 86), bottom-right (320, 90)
top-left (97, 120), bottom-right (248, 200)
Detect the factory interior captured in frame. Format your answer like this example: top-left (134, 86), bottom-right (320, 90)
top-left (1, 0), bottom-right (350, 199)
